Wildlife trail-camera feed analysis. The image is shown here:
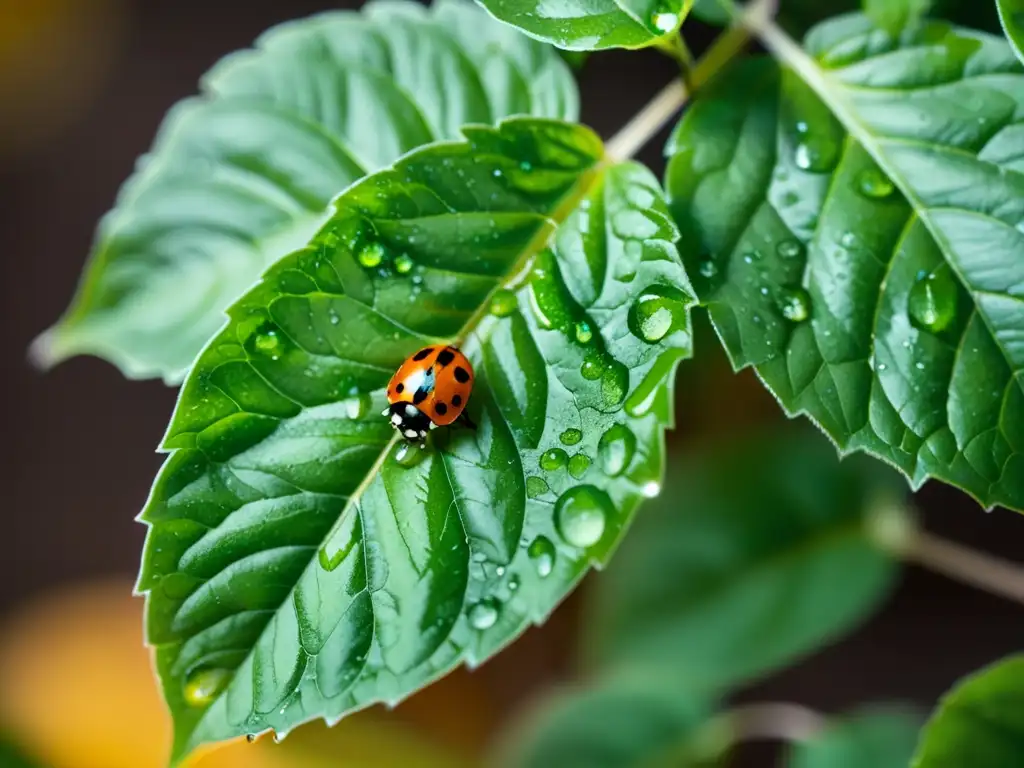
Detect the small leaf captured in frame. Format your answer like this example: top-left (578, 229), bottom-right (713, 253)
top-left (998, 0), bottom-right (1024, 63)
top-left (788, 706), bottom-right (924, 768)
top-left (912, 655), bottom-right (1024, 767)
top-left (34, 0), bottom-right (578, 383)
top-left (477, 0), bottom-right (694, 51)
top-left (584, 431), bottom-right (906, 693)
top-left (496, 673), bottom-right (712, 768)
top-left (863, 0), bottom-right (933, 35)
top-left (666, 16), bottom-right (1024, 512)
top-left (137, 118), bottom-right (695, 763)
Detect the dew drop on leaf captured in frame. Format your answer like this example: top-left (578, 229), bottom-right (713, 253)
top-left (908, 268), bottom-right (957, 333)
top-left (394, 441), bottom-right (426, 468)
top-left (568, 453), bottom-right (591, 479)
top-left (597, 424), bottom-right (636, 477)
top-left (777, 287), bottom-right (811, 322)
top-left (698, 259), bottom-right (718, 278)
top-left (489, 289), bottom-right (517, 317)
top-left (526, 475), bottom-right (550, 498)
top-left (539, 447), bottom-right (568, 471)
top-left (628, 287), bottom-right (688, 343)
top-left (776, 240), bottom-right (802, 259)
top-left (574, 320), bottom-right (593, 343)
top-left (580, 356), bottom-right (604, 380)
top-left (252, 327), bottom-right (284, 361)
top-left (527, 536), bottom-right (556, 578)
top-left (555, 485), bottom-right (610, 548)
top-left (651, 11), bottom-right (678, 31)
top-left (394, 253), bottom-right (414, 274)
top-left (857, 167), bottom-right (894, 199)
top-left (794, 135), bottom-right (838, 172)
top-left (507, 574), bottom-right (520, 591)
top-left (357, 242), bottom-right (386, 268)
top-left (601, 360), bottom-right (630, 407)
top-left (183, 668), bottom-right (232, 707)
top-left (559, 428), bottom-right (582, 445)
top-left (468, 598), bottom-right (500, 630)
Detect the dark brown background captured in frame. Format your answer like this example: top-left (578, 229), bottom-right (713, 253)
top-left (1, 0), bottom-right (1022, 764)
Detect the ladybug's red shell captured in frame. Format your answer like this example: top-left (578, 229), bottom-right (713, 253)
top-left (387, 345), bottom-right (474, 427)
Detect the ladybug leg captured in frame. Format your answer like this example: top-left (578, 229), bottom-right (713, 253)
top-left (458, 410), bottom-right (477, 431)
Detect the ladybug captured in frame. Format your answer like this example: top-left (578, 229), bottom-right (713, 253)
top-left (383, 345), bottom-right (475, 444)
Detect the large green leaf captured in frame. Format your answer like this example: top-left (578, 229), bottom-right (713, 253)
top-left (584, 431), bottom-right (906, 693)
top-left (496, 673), bottom-right (712, 768)
top-left (476, 0), bottom-right (694, 51)
top-left (863, 0), bottom-right (933, 35)
top-left (34, 0), bottom-right (578, 383)
top-left (998, 0), bottom-right (1024, 63)
top-left (788, 706), bottom-right (924, 768)
top-left (137, 118), bottom-right (694, 763)
top-left (912, 655), bottom-right (1024, 767)
top-left (666, 15), bottom-right (1024, 512)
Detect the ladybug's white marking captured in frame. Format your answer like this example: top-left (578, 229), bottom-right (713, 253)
top-left (405, 404), bottom-right (418, 417)
top-left (404, 429), bottom-right (419, 439)
top-left (391, 414), bottom-right (403, 426)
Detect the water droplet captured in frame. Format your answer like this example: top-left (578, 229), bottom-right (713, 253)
top-left (560, 428), bottom-right (582, 445)
top-left (357, 242), bottom-right (386, 268)
top-left (839, 232), bottom-right (857, 248)
top-left (794, 135), bottom-right (838, 172)
top-left (698, 259), bottom-right (718, 278)
top-left (252, 327), bottom-right (284, 360)
top-left (507, 574), bottom-right (520, 591)
top-left (527, 536), bottom-right (556, 578)
top-left (777, 287), bottom-right (811, 322)
top-left (580, 357), bottom-right (603, 380)
top-left (394, 253), bottom-right (414, 274)
top-left (555, 485), bottom-right (611, 548)
top-left (539, 447), bottom-right (568, 471)
top-left (598, 424), bottom-right (636, 477)
top-left (526, 475), bottom-right (550, 498)
top-left (776, 240), bottom-right (802, 259)
top-left (601, 361), bottom-right (630, 407)
top-left (468, 598), bottom-right (500, 630)
top-left (652, 11), bottom-right (678, 31)
top-left (568, 453), bottom-right (591, 479)
top-left (519, 160), bottom-right (532, 172)
top-left (490, 289), bottom-right (517, 317)
top-left (857, 167), bottom-right (894, 199)
top-left (628, 286), bottom-right (689, 343)
top-left (492, 168), bottom-right (504, 178)
top-left (575, 320), bottom-right (593, 344)
top-left (908, 269), bottom-right (957, 333)
top-left (495, 566), bottom-right (506, 577)
top-left (394, 441), bottom-right (426, 468)
top-left (641, 481), bottom-right (661, 498)
top-left (183, 668), bottom-right (231, 707)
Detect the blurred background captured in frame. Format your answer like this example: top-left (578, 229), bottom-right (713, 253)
top-left (0, 0), bottom-right (1021, 766)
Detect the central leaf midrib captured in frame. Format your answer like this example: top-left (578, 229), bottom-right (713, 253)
top-left (758, 18), bottom-right (1024, 403)
top-left (186, 152), bottom-right (611, 746)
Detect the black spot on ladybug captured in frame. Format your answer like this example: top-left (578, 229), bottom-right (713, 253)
top-left (436, 348), bottom-right (455, 366)
top-left (451, 394), bottom-right (462, 406)
top-left (413, 347), bottom-right (433, 361)
top-left (413, 389), bottom-right (428, 404)
top-left (435, 402), bottom-right (448, 416)
top-left (396, 383), bottom-right (404, 394)
top-left (454, 366), bottom-right (470, 383)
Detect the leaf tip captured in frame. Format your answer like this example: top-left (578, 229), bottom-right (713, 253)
top-left (27, 326), bottom-right (64, 373)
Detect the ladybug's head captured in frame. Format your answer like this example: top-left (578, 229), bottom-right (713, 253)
top-left (383, 402), bottom-right (433, 442)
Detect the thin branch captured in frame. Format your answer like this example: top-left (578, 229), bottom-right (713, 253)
top-left (903, 530), bottom-right (1024, 607)
top-left (724, 701), bottom-right (828, 744)
top-left (604, 0), bottom-right (774, 160)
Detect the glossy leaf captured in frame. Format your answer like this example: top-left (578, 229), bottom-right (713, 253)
top-left (34, 0), bottom-right (578, 383)
top-left (788, 706), bottom-right (924, 767)
top-left (584, 431), bottom-right (906, 693)
top-left (863, 0), bottom-right (932, 35)
top-left (998, 0), bottom-right (1024, 63)
top-left (137, 118), bottom-right (694, 763)
top-left (912, 655), bottom-right (1024, 767)
top-left (496, 673), bottom-right (712, 768)
top-left (476, 0), bottom-right (694, 51)
top-left (666, 16), bottom-right (1024, 512)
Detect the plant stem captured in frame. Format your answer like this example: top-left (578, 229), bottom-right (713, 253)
top-left (605, 0), bottom-right (773, 160)
top-left (724, 701), bottom-right (828, 743)
top-left (903, 530), bottom-right (1024, 607)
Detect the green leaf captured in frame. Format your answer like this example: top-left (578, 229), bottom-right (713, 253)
top-left (34, 0), bottom-right (578, 383)
top-left (998, 0), bottom-right (1024, 63)
top-left (496, 673), bottom-right (712, 768)
top-left (912, 655), bottom-right (1024, 767)
top-left (476, 0), bottom-right (694, 51)
top-left (691, 0), bottom-right (730, 26)
top-left (863, 0), bottom-right (933, 35)
top-left (789, 706), bottom-right (924, 768)
top-left (584, 430), bottom-right (906, 693)
top-left (137, 118), bottom-right (695, 764)
top-left (665, 16), bottom-right (1024, 512)
top-left (0, 734), bottom-right (41, 768)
